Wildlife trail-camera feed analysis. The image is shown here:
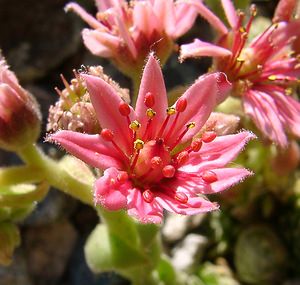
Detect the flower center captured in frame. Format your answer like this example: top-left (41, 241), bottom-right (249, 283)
top-left (101, 92), bottom-right (218, 203)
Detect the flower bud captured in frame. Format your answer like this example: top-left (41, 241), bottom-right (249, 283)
top-left (47, 66), bottom-right (129, 134)
top-left (0, 57), bottom-right (41, 151)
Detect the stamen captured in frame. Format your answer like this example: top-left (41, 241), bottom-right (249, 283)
top-left (143, 109), bottom-right (156, 140)
top-left (246, 4), bottom-right (257, 33)
top-left (171, 122), bottom-right (196, 150)
top-left (146, 108), bottom-right (156, 119)
top-left (130, 120), bottom-right (141, 131)
top-left (157, 107), bottom-right (176, 138)
top-left (202, 131), bottom-right (217, 143)
top-left (162, 165), bottom-right (176, 178)
top-left (202, 170), bottom-right (218, 183)
top-left (130, 120), bottom-right (141, 141)
top-left (134, 139), bottom-right (144, 150)
top-left (268, 75), bottom-right (277, 81)
top-left (130, 139), bottom-right (144, 171)
top-left (101, 129), bottom-right (129, 163)
top-left (143, 189), bottom-right (155, 203)
top-left (144, 92), bottom-right (155, 108)
top-left (174, 192), bottom-right (188, 203)
top-left (285, 88), bottom-right (293, 95)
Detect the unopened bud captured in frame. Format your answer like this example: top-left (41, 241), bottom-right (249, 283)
top-left (0, 57), bottom-right (41, 151)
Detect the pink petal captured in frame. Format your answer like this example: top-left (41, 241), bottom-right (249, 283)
top-left (65, 3), bottom-right (105, 29)
top-left (127, 188), bottom-right (163, 223)
top-left (153, 0), bottom-right (176, 35)
top-left (82, 74), bottom-right (136, 153)
top-left (95, 0), bottom-right (117, 11)
top-left (133, 1), bottom-right (159, 39)
top-left (206, 168), bottom-right (252, 193)
top-left (243, 89), bottom-right (287, 147)
top-left (221, 0), bottom-right (238, 28)
top-left (166, 73), bottom-right (231, 145)
top-left (180, 39), bottom-right (232, 61)
top-left (135, 54), bottom-right (168, 136)
top-left (114, 9), bottom-right (138, 59)
top-left (171, 167), bottom-right (251, 195)
top-left (273, 0), bottom-right (297, 22)
top-left (179, 131), bottom-right (255, 172)
top-left (82, 29), bottom-right (119, 57)
top-left (48, 131), bottom-right (123, 169)
top-left (156, 192), bottom-right (218, 215)
top-left (172, 3), bottom-right (198, 38)
top-left (268, 88), bottom-right (300, 138)
top-left (184, 0), bottom-right (228, 35)
top-left (94, 167), bottom-right (131, 210)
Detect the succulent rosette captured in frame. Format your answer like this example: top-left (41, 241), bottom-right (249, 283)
top-left (49, 54), bottom-right (254, 223)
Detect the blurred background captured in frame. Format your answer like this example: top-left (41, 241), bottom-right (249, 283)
top-left (1, 0), bottom-right (298, 285)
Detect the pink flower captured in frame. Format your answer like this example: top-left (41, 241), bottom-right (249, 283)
top-left (66, 0), bottom-right (197, 76)
top-left (49, 54), bottom-right (254, 223)
top-left (180, 0), bottom-right (300, 147)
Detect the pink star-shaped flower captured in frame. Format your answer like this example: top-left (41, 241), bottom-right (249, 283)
top-left (49, 54), bottom-right (254, 223)
top-left (66, 0), bottom-right (198, 75)
top-left (180, 0), bottom-right (300, 147)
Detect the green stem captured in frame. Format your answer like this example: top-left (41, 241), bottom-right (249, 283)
top-left (17, 144), bottom-right (93, 205)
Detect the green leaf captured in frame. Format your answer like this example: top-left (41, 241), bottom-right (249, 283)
top-left (0, 182), bottom-right (49, 207)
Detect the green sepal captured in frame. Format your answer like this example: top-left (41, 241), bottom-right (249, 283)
top-left (0, 222), bottom-right (20, 266)
top-left (85, 224), bottom-right (149, 273)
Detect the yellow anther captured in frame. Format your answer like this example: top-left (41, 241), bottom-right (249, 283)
top-left (273, 23), bottom-right (279, 29)
top-left (166, 107), bottom-right (176, 115)
top-left (134, 139), bottom-right (144, 150)
top-left (285, 88), bottom-right (293, 96)
top-left (268, 75), bottom-right (277, 81)
top-left (130, 120), bottom-right (141, 131)
top-left (236, 57), bottom-right (245, 62)
top-left (146, 108), bottom-right (156, 119)
top-left (239, 27), bottom-right (246, 33)
top-left (186, 122), bottom-right (196, 129)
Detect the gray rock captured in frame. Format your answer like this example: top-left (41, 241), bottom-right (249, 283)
top-left (0, 250), bottom-right (33, 285)
top-left (171, 234), bottom-right (208, 273)
top-left (162, 213), bottom-right (206, 243)
top-left (24, 219), bottom-right (77, 284)
top-left (0, 0), bottom-right (82, 82)
top-left (23, 189), bottom-right (77, 226)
